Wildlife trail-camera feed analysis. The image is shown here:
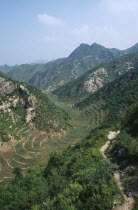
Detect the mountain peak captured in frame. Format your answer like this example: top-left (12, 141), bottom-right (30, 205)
top-left (91, 42), bottom-right (99, 46)
top-left (79, 43), bottom-right (90, 47)
top-left (68, 43), bottom-right (90, 59)
top-left (91, 42), bottom-right (105, 49)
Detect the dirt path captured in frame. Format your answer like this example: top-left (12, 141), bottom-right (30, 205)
top-left (12, 158), bottom-right (27, 165)
top-left (100, 131), bottom-right (134, 210)
top-left (4, 158), bottom-right (14, 169)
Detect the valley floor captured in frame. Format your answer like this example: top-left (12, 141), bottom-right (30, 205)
top-left (0, 92), bottom-right (92, 181)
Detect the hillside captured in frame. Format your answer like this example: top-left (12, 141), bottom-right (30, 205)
top-left (0, 63), bottom-right (137, 209)
top-left (75, 68), bottom-right (138, 126)
top-left (0, 126), bottom-right (123, 209)
top-left (6, 42), bottom-right (138, 91)
top-left (0, 102), bottom-right (137, 209)
top-left (0, 72), bottom-right (70, 143)
top-left (0, 72), bottom-right (94, 181)
top-left (0, 72), bottom-right (75, 179)
top-left (8, 58), bottom-right (65, 84)
top-left (53, 52), bottom-right (138, 101)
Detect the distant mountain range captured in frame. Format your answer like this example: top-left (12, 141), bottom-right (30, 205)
top-left (53, 52), bottom-right (138, 101)
top-left (1, 42), bottom-right (138, 91)
top-left (29, 59), bottom-right (50, 64)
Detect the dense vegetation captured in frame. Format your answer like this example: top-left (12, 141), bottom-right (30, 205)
top-left (0, 100), bottom-right (137, 209)
top-left (107, 104), bottom-right (138, 165)
top-left (27, 85), bottom-right (71, 132)
top-left (75, 68), bottom-right (138, 127)
top-left (0, 127), bottom-right (123, 210)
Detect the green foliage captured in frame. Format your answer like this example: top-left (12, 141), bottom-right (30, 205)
top-left (133, 195), bottom-right (138, 210)
top-left (113, 132), bottom-right (138, 163)
top-left (27, 85), bottom-right (71, 132)
top-left (13, 167), bottom-right (23, 179)
top-left (0, 128), bottom-right (122, 209)
top-left (123, 103), bottom-right (138, 137)
top-left (75, 68), bottom-right (138, 127)
top-left (108, 103), bottom-right (138, 168)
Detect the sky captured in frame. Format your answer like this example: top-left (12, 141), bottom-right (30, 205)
top-left (0, 0), bottom-right (138, 65)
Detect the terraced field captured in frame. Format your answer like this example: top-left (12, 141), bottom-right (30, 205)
top-left (0, 128), bottom-right (67, 181)
top-left (81, 101), bottom-right (107, 125)
top-left (0, 93), bottom-right (93, 182)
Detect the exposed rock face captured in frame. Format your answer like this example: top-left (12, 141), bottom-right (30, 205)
top-left (27, 95), bottom-right (37, 108)
top-left (26, 108), bottom-right (36, 123)
top-left (113, 61), bottom-right (134, 75)
top-left (81, 68), bottom-right (108, 93)
top-left (19, 85), bottom-right (29, 95)
top-left (0, 101), bottom-right (11, 113)
top-left (0, 74), bottom-right (70, 144)
top-left (0, 77), bottom-right (37, 124)
top-left (25, 95), bottom-right (37, 123)
top-left (80, 61), bottom-right (135, 94)
top-left (53, 52), bottom-right (138, 101)
top-left (0, 77), bottom-right (16, 95)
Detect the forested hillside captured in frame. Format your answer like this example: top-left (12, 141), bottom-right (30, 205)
top-left (53, 52), bottom-right (138, 102)
top-left (75, 68), bottom-right (138, 126)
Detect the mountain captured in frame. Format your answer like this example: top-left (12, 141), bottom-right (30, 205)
top-left (29, 59), bottom-right (50, 64)
top-left (123, 42), bottom-right (138, 54)
top-left (68, 42), bottom-right (120, 60)
top-left (6, 42), bottom-right (138, 91)
top-left (75, 68), bottom-right (138, 126)
top-left (8, 58), bottom-right (65, 85)
top-left (0, 55), bottom-right (138, 209)
top-left (0, 76), bottom-right (137, 209)
top-left (0, 72), bottom-right (70, 143)
top-left (0, 65), bottom-right (12, 74)
top-left (53, 52), bottom-right (138, 101)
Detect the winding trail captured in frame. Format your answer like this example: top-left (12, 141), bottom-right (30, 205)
top-left (4, 159), bottom-right (14, 169)
top-left (22, 141), bottom-right (36, 154)
top-left (100, 131), bottom-right (134, 210)
top-left (40, 138), bottom-right (47, 148)
top-left (11, 158), bottom-right (27, 165)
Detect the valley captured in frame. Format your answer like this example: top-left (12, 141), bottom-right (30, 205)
top-left (1, 0), bottom-right (138, 208)
top-left (0, 43), bottom-right (137, 210)
top-left (0, 92), bottom-right (92, 181)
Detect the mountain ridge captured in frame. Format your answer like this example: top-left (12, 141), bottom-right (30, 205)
top-left (53, 52), bottom-right (138, 101)
top-left (2, 42), bottom-right (138, 91)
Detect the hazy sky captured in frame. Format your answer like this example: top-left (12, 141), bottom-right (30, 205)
top-left (0, 0), bottom-right (138, 65)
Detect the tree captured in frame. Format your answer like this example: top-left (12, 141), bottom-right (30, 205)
top-left (13, 167), bottom-right (23, 179)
